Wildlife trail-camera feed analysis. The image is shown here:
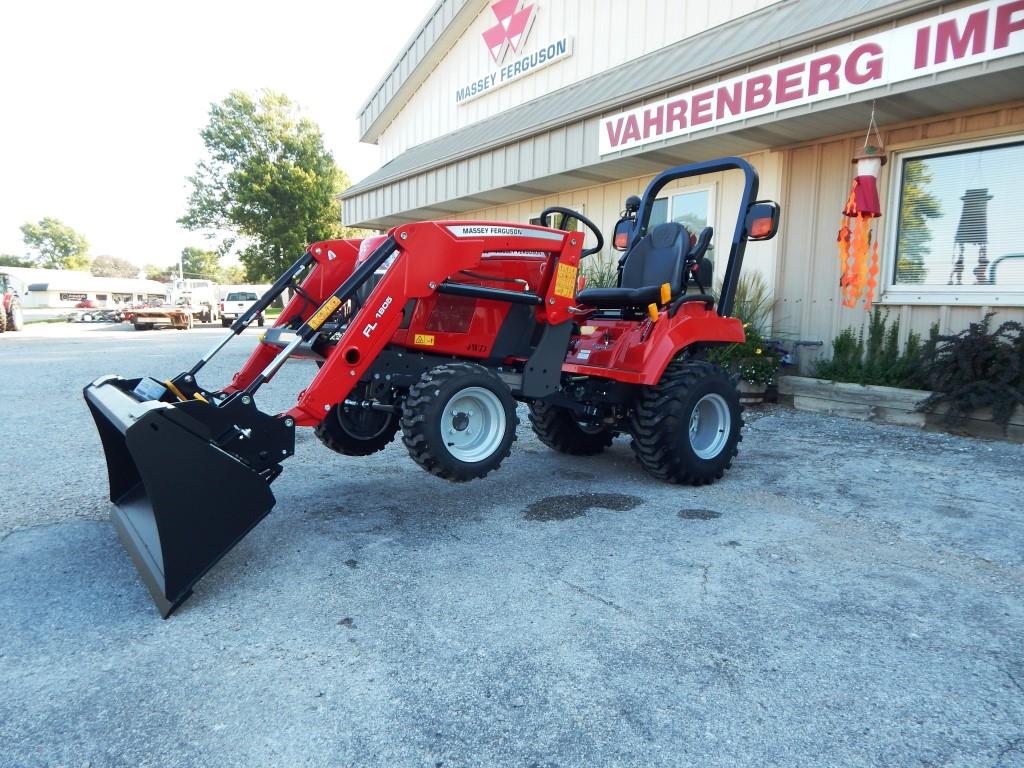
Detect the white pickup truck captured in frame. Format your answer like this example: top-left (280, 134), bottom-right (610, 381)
top-left (219, 291), bottom-right (264, 327)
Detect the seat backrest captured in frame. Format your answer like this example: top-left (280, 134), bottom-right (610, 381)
top-left (620, 222), bottom-right (691, 293)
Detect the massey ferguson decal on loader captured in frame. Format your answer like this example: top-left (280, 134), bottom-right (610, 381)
top-left (85, 157), bottom-right (780, 617)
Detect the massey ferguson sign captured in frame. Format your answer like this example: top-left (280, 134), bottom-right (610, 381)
top-left (599, 0), bottom-right (1024, 155)
top-left (456, 0), bottom-right (574, 105)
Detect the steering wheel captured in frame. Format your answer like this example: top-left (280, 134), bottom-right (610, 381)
top-left (538, 206), bottom-right (605, 258)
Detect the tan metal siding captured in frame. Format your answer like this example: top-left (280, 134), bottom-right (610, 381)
top-left (776, 103), bottom-right (1024, 370)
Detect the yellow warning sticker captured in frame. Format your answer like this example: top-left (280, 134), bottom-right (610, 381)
top-left (554, 263), bottom-right (578, 299)
top-left (307, 296), bottom-right (342, 330)
top-left (414, 333), bottom-right (435, 346)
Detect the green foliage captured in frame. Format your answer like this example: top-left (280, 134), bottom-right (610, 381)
top-left (0, 254), bottom-right (33, 267)
top-left (580, 257), bottom-right (618, 289)
top-left (708, 324), bottom-right (781, 385)
top-left (144, 264), bottom-right (177, 283)
top-left (915, 314), bottom-right (1024, 428)
top-left (180, 90), bottom-right (361, 282)
top-left (90, 254), bottom-right (139, 279)
top-left (719, 271), bottom-right (774, 336)
top-left (180, 246), bottom-right (222, 281)
top-left (895, 160), bottom-right (942, 283)
top-left (814, 308), bottom-right (927, 387)
top-left (735, 353), bottom-right (779, 386)
top-left (219, 264), bottom-right (247, 285)
top-left (20, 217), bottom-right (90, 270)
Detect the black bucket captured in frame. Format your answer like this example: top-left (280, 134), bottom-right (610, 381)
top-left (84, 375), bottom-right (292, 617)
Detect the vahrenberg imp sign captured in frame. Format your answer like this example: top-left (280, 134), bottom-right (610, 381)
top-left (599, 0), bottom-right (1024, 155)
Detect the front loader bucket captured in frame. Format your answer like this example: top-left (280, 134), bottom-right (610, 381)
top-left (84, 375), bottom-right (283, 617)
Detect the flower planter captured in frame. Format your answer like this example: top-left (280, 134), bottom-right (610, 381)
top-left (778, 376), bottom-right (1024, 443)
top-left (736, 380), bottom-right (767, 405)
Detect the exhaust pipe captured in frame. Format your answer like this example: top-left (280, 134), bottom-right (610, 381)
top-left (84, 375), bottom-right (294, 617)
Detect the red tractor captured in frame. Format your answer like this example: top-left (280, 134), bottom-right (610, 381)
top-left (0, 272), bottom-right (25, 332)
top-left (85, 158), bottom-right (779, 616)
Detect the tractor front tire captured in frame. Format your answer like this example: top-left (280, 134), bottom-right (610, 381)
top-left (528, 401), bottom-right (614, 455)
top-left (630, 361), bottom-right (743, 485)
top-left (401, 362), bottom-right (518, 481)
top-left (315, 398), bottom-right (399, 456)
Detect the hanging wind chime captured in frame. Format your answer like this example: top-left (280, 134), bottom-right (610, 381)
top-left (838, 106), bottom-right (886, 310)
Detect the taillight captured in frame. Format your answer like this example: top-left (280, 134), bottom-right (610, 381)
top-left (219, 302), bottom-right (225, 311)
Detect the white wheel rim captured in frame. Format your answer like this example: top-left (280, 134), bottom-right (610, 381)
top-left (441, 386), bottom-right (506, 463)
top-left (12, 306), bottom-right (22, 327)
top-left (688, 393), bottom-right (731, 460)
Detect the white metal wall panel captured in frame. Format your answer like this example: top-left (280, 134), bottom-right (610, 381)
top-left (378, 0), bottom-right (782, 162)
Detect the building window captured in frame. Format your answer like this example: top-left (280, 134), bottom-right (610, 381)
top-left (887, 136), bottom-right (1024, 302)
top-left (95, 294), bottom-right (108, 301)
top-left (650, 187), bottom-right (715, 270)
top-left (530, 213), bottom-right (578, 231)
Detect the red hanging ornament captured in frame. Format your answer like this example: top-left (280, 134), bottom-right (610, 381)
top-left (838, 107), bottom-right (886, 310)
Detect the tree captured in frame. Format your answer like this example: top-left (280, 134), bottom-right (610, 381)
top-left (895, 161), bottom-right (942, 284)
top-left (219, 264), bottom-right (247, 285)
top-left (91, 254), bottom-right (139, 278)
top-left (180, 246), bottom-right (221, 281)
top-left (0, 254), bottom-right (33, 268)
top-left (20, 218), bottom-right (90, 270)
top-left (144, 264), bottom-right (177, 283)
top-left (180, 90), bottom-right (361, 281)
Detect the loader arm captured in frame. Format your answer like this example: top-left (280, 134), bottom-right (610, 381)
top-left (224, 239), bottom-right (361, 394)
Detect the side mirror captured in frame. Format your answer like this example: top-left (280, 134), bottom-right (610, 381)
top-left (612, 219), bottom-right (632, 251)
top-left (745, 201), bottom-right (780, 240)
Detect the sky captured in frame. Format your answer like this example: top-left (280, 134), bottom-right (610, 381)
top-left (0, 0), bottom-right (433, 268)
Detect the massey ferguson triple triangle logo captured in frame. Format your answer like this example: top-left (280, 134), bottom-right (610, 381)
top-left (482, 0), bottom-right (537, 63)
top-left (455, 0), bottom-right (573, 105)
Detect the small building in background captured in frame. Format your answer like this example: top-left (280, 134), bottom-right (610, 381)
top-left (0, 267), bottom-right (169, 308)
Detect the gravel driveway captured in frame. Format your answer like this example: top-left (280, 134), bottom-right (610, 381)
top-left (1, 323), bottom-right (1022, 767)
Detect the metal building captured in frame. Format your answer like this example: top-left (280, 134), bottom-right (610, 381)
top-left (342, 0), bottom-right (1024, 363)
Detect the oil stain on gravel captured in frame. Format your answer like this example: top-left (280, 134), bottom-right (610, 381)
top-left (678, 508), bottom-right (722, 520)
top-left (525, 492), bottom-right (641, 522)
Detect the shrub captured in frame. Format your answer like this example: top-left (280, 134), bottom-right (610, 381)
top-left (814, 308), bottom-right (927, 387)
top-left (580, 257), bottom-right (618, 289)
top-left (708, 324), bottom-right (781, 385)
top-left (915, 314), bottom-right (1024, 428)
top-left (718, 271), bottom-right (774, 336)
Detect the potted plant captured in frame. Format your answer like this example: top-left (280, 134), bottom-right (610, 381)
top-left (708, 324), bottom-right (781, 404)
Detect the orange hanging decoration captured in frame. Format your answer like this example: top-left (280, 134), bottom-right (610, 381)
top-left (837, 105), bottom-right (886, 310)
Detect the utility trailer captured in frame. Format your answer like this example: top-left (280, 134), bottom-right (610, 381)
top-left (84, 158), bottom-right (780, 617)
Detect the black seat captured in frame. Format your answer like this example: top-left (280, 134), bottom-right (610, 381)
top-left (578, 222), bottom-right (691, 309)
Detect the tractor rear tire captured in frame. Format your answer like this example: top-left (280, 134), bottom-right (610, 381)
top-left (315, 396), bottom-right (399, 457)
top-left (630, 360), bottom-right (743, 485)
top-left (0, 305), bottom-right (6, 332)
top-left (401, 362), bottom-right (518, 481)
top-left (527, 402), bottom-right (614, 455)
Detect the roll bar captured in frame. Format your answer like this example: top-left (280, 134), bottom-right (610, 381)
top-left (623, 156), bottom-right (761, 319)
